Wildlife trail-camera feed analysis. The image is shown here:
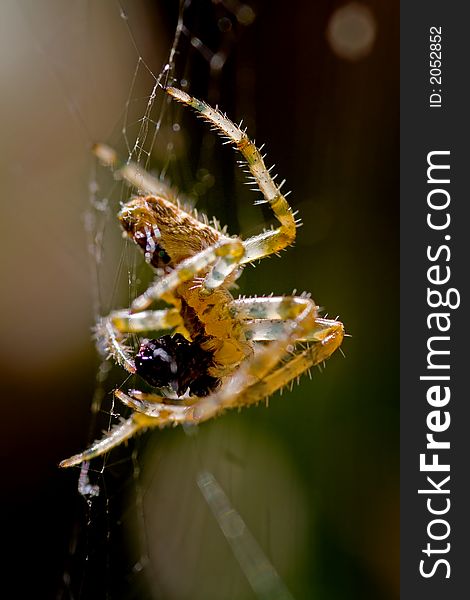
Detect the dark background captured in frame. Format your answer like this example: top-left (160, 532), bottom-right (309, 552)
top-left (1, 1), bottom-right (398, 598)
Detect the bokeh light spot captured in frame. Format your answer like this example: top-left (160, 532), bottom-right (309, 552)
top-left (327, 3), bottom-right (376, 61)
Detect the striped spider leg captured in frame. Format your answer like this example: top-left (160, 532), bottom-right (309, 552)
top-left (60, 87), bottom-right (344, 468)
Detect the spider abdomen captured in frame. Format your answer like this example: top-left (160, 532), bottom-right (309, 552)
top-left (135, 334), bottom-right (219, 397)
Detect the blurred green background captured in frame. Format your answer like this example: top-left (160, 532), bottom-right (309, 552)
top-left (1, 1), bottom-right (398, 598)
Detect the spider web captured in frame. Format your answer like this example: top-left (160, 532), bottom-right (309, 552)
top-left (48, 2), bottom-right (308, 600)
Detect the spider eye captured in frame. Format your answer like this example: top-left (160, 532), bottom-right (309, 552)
top-left (156, 247), bottom-right (171, 264)
top-left (132, 234), bottom-right (172, 269)
top-left (118, 204), bottom-right (173, 269)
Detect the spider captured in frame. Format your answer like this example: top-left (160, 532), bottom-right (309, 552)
top-left (60, 86), bottom-right (344, 468)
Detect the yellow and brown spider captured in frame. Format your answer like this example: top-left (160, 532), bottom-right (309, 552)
top-left (60, 87), bottom-right (344, 468)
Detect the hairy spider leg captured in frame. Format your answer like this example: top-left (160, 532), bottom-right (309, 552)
top-left (122, 305), bottom-right (343, 418)
top-left (242, 317), bottom-right (341, 341)
top-left (166, 87), bottom-right (297, 264)
top-left (110, 297), bottom-right (342, 342)
top-left (219, 328), bottom-right (344, 412)
top-left (59, 389), bottom-right (194, 467)
top-left (60, 300), bottom-right (342, 468)
top-left (63, 305), bottom-right (341, 466)
top-left (93, 143), bottom-right (182, 203)
top-left (130, 237), bottom-right (244, 312)
top-left (110, 307), bottom-right (183, 334)
top-left (95, 308), bottom-right (185, 382)
top-left (108, 305), bottom-right (337, 343)
top-left (59, 416), bottom-right (144, 468)
top-left (230, 296), bottom-right (342, 341)
top-left (95, 317), bottom-right (137, 374)
top-left (192, 295), bottom-right (343, 422)
top-left (116, 306), bottom-right (342, 422)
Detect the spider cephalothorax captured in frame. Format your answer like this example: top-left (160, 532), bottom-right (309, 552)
top-left (119, 195), bottom-right (220, 264)
top-left (60, 86), bottom-right (344, 468)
